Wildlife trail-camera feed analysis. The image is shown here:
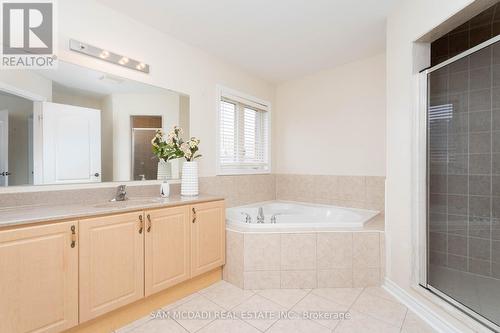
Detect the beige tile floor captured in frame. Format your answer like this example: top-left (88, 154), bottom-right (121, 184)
top-left (115, 281), bottom-right (436, 333)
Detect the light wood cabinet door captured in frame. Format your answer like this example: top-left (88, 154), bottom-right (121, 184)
top-left (190, 200), bottom-right (225, 277)
top-left (0, 221), bottom-right (78, 333)
top-left (145, 206), bottom-right (190, 296)
top-left (79, 211), bottom-right (144, 322)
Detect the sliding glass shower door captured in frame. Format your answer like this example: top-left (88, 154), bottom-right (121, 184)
top-left (426, 36), bottom-right (500, 330)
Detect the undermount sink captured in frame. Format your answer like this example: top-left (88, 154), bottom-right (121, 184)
top-left (93, 198), bottom-right (163, 209)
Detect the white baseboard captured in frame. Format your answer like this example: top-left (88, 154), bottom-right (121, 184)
top-left (383, 279), bottom-right (463, 333)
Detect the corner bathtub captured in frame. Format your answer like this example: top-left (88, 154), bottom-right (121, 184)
top-left (226, 201), bottom-right (379, 232)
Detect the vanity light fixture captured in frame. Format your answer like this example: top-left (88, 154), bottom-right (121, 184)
top-left (69, 39), bottom-right (150, 74)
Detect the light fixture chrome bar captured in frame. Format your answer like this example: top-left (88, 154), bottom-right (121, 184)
top-left (69, 39), bottom-right (150, 74)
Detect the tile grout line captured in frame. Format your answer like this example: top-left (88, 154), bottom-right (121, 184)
top-left (331, 286), bottom-right (367, 332)
top-left (348, 287), bottom-right (408, 329)
top-left (490, 44), bottom-right (494, 279)
top-left (232, 293), bottom-right (278, 333)
top-left (261, 288), bottom-right (314, 333)
top-left (399, 308), bottom-right (409, 333)
top-left (315, 232), bottom-right (318, 288)
top-left (172, 293), bottom-right (220, 333)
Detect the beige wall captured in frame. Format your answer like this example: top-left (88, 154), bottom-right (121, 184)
top-left (386, 0), bottom-right (496, 331)
top-left (275, 53), bottom-right (386, 176)
top-left (57, 0), bottom-right (275, 178)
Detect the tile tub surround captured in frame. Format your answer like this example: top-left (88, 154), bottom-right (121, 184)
top-left (275, 174), bottom-right (385, 211)
top-left (224, 229), bottom-right (386, 290)
top-left (199, 175), bottom-right (276, 208)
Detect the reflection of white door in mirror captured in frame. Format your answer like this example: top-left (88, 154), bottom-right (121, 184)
top-left (0, 110), bottom-right (8, 186)
top-left (33, 102), bottom-right (101, 185)
top-left (27, 115), bottom-right (34, 185)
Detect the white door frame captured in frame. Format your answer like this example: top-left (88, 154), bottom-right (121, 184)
top-left (0, 82), bottom-right (46, 187)
top-left (0, 110), bottom-right (8, 187)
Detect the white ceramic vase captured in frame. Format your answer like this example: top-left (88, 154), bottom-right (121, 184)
top-left (181, 161), bottom-right (199, 196)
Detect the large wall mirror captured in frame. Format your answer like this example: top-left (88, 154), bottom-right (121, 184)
top-left (0, 61), bottom-right (189, 187)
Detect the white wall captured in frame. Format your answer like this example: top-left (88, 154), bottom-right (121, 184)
top-left (386, 0), bottom-right (493, 331)
top-left (275, 53), bottom-right (386, 176)
top-left (110, 92), bottom-right (179, 181)
top-left (101, 95), bottom-right (114, 182)
top-left (57, 0), bottom-right (275, 178)
top-left (52, 85), bottom-right (103, 110)
top-left (0, 71), bottom-right (52, 101)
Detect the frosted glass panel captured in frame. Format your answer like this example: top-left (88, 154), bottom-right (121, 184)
top-left (427, 40), bottom-right (500, 327)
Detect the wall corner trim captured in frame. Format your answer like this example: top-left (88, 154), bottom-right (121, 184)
top-left (382, 279), bottom-right (463, 333)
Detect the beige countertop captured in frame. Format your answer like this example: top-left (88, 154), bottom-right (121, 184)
top-left (0, 194), bottom-right (224, 228)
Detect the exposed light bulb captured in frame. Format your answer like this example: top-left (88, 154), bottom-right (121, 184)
top-left (136, 62), bottom-right (146, 70)
top-left (118, 57), bottom-right (129, 65)
top-left (99, 50), bottom-right (110, 59)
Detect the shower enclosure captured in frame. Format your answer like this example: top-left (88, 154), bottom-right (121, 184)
top-left (422, 35), bottom-right (500, 331)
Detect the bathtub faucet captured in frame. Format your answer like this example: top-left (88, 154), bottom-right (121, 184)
top-left (257, 207), bottom-right (265, 223)
top-left (241, 212), bottom-right (252, 224)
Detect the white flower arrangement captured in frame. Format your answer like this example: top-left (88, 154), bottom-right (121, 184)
top-left (151, 125), bottom-right (201, 162)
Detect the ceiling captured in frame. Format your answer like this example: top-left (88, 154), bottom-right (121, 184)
top-left (96, 0), bottom-right (398, 83)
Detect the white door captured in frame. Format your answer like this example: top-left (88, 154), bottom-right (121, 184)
top-left (0, 110), bottom-right (8, 186)
top-left (38, 102), bottom-right (101, 184)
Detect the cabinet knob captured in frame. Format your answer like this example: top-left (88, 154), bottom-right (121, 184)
top-left (94, 172), bottom-right (100, 177)
top-left (192, 208), bottom-right (197, 223)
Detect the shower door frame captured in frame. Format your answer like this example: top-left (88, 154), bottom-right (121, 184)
top-left (418, 34), bottom-right (500, 332)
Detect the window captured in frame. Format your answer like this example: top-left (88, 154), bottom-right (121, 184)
top-left (217, 87), bottom-right (270, 174)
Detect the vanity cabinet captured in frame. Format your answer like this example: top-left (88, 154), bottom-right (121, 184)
top-left (0, 198), bottom-right (225, 332)
top-left (0, 221), bottom-right (78, 333)
top-left (190, 201), bottom-right (226, 277)
top-left (144, 205), bottom-right (191, 296)
top-left (79, 211), bottom-right (145, 322)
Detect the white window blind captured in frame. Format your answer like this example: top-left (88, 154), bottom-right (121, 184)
top-left (218, 94), bottom-right (270, 174)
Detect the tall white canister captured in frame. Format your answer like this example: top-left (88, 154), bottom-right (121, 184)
top-left (181, 161), bottom-right (199, 196)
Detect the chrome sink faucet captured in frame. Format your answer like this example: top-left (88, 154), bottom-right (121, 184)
top-left (257, 207), bottom-right (265, 223)
top-left (111, 184), bottom-right (128, 201)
